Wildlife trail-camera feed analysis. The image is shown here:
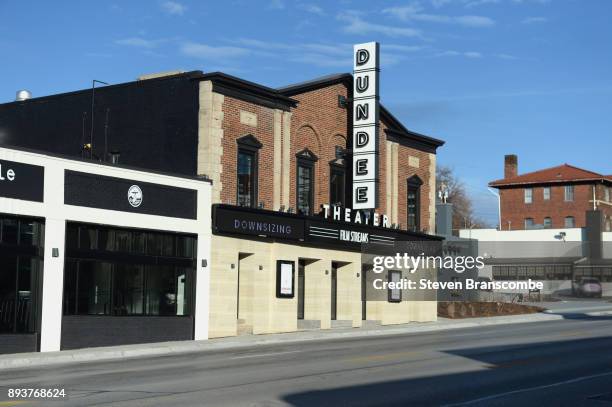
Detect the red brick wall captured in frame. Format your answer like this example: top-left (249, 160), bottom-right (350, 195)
top-left (396, 143), bottom-right (433, 233)
top-left (217, 84), bottom-right (437, 232)
top-left (289, 83), bottom-right (349, 213)
top-left (499, 183), bottom-right (612, 230)
top-left (219, 96), bottom-right (276, 208)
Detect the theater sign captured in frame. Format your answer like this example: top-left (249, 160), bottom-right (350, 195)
top-left (352, 41), bottom-right (380, 210)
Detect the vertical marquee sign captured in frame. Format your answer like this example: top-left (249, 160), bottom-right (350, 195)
top-left (352, 41), bottom-right (380, 210)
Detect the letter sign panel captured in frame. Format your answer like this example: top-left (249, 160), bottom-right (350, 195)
top-left (352, 41), bottom-right (380, 209)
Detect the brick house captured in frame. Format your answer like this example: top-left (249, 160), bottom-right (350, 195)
top-left (490, 155), bottom-right (612, 231)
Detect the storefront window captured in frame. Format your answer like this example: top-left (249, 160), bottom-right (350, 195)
top-left (0, 215), bottom-right (44, 334)
top-left (1, 218), bottom-right (18, 244)
top-left (114, 264), bottom-right (144, 315)
top-left (63, 223), bottom-right (196, 317)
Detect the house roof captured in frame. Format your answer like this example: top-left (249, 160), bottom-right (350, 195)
top-left (489, 164), bottom-right (612, 188)
top-left (278, 73), bottom-right (445, 152)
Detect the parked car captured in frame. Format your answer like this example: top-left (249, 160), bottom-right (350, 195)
top-left (572, 278), bottom-right (603, 298)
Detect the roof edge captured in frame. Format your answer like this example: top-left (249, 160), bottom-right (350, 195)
top-left (197, 71), bottom-right (298, 110)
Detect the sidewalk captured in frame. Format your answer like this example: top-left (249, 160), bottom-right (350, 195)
top-left (0, 311), bottom-right (576, 371)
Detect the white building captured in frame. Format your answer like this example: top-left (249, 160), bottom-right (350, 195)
top-left (460, 211), bottom-right (612, 297)
top-left (0, 146), bottom-right (211, 354)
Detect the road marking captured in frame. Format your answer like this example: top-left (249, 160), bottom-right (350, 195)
top-left (443, 370), bottom-right (612, 406)
top-left (230, 350), bottom-right (302, 359)
top-left (345, 351), bottom-right (420, 364)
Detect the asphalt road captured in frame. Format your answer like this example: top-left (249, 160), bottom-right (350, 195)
top-left (2, 314), bottom-right (612, 406)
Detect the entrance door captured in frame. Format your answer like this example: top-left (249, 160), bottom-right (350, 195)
top-left (331, 263), bottom-right (338, 320)
top-left (297, 260), bottom-right (305, 320)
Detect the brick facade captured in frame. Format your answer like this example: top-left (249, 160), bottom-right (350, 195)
top-left (218, 96), bottom-right (278, 207)
top-left (210, 79), bottom-right (439, 233)
top-left (288, 84), bottom-right (348, 214)
top-left (499, 183), bottom-right (612, 230)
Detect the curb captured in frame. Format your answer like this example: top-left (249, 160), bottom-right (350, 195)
top-left (0, 312), bottom-right (567, 371)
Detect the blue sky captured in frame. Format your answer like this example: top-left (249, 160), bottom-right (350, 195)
top-left (1, 0), bottom-right (611, 224)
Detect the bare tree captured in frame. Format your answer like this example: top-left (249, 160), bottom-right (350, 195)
top-left (436, 166), bottom-right (490, 232)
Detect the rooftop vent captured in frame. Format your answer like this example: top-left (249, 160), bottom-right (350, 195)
top-left (15, 90), bottom-right (32, 101)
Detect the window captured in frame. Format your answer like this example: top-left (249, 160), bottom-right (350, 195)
top-left (407, 176), bottom-right (423, 232)
top-left (329, 163), bottom-right (346, 206)
top-left (524, 218), bottom-right (535, 229)
top-left (524, 188), bottom-right (533, 204)
top-left (63, 223), bottom-right (196, 317)
top-left (543, 217), bottom-right (552, 228)
top-left (236, 135), bottom-right (262, 208)
top-left (605, 187), bottom-right (611, 202)
top-left (564, 185), bottom-right (574, 202)
top-left (237, 151), bottom-right (256, 207)
top-left (0, 215), bottom-right (44, 334)
top-left (296, 148), bottom-right (317, 215)
top-left (543, 187), bottom-right (551, 200)
top-left (564, 216), bottom-right (575, 228)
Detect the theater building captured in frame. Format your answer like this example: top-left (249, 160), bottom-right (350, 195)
top-left (0, 48), bottom-right (445, 339)
top-left (0, 146), bottom-right (211, 353)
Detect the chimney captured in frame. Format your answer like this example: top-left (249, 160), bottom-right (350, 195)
top-left (504, 154), bottom-right (518, 179)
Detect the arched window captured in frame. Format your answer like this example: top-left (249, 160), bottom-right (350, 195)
top-left (296, 148), bottom-right (318, 215)
top-left (236, 135), bottom-right (262, 207)
top-left (407, 175), bottom-right (423, 232)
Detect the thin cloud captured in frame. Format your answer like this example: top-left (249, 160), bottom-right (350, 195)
top-left (431, 0), bottom-right (453, 7)
top-left (338, 12), bottom-right (423, 37)
top-left (180, 42), bottom-right (251, 59)
top-left (161, 1), bottom-right (186, 15)
top-left (115, 37), bottom-right (163, 49)
top-left (383, 5), bottom-right (495, 27)
top-left (298, 3), bottom-right (325, 15)
top-left (436, 50), bottom-right (483, 58)
top-left (522, 16), bottom-right (548, 24)
top-left (381, 44), bottom-right (426, 52)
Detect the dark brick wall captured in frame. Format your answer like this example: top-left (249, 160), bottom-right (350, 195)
top-left (0, 334), bottom-right (37, 354)
top-left (61, 316), bottom-right (193, 350)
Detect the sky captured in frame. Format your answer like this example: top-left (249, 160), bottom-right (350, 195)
top-left (1, 0), bottom-right (611, 225)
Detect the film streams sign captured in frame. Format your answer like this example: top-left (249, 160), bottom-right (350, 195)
top-left (352, 41), bottom-right (380, 210)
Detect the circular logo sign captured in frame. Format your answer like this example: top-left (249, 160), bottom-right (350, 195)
top-left (127, 185), bottom-right (143, 208)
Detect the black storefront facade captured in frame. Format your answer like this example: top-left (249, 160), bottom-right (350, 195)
top-left (0, 146), bottom-right (212, 354)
